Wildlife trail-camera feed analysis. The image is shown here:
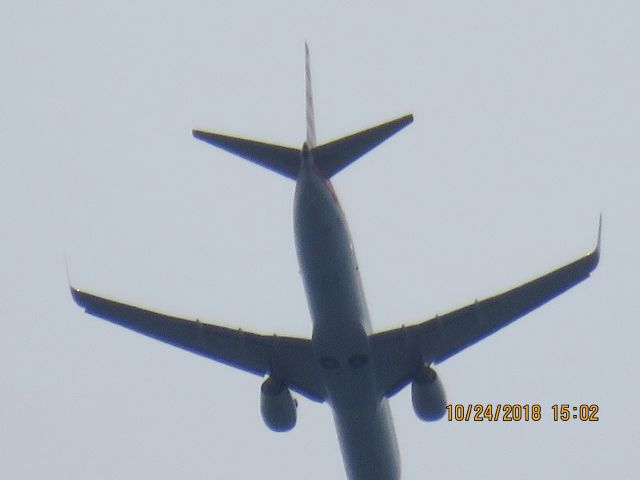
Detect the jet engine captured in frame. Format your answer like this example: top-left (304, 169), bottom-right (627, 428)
top-left (260, 376), bottom-right (297, 432)
top-left (411, 364), bottom-right (446, 421)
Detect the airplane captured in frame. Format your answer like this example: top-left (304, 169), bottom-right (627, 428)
top-left (70, 44), bottom-right (601, 480)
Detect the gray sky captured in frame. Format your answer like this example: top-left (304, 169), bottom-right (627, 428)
top-left (1, 1), bottom-right (638, 478)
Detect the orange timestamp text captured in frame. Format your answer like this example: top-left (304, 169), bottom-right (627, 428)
top-left (446, 404), bottom-right (600, 422)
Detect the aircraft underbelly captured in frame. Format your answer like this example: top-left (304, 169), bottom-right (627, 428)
top-left (295, 173), bottom-right (370, 332)
top-left (296, 189), bottom-right (371, 356)
top-left (333, 399), bottom-right (401, 480)
top-left (295, 171), bottom-right (399, 480)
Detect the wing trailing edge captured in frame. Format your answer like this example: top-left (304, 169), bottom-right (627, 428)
top-left (192, 43), bottom-right (412, 180)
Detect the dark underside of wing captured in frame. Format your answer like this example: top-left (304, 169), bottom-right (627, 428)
top-left (370, 238), bottom-right (600, 397)
top-left (71, 288), bottom-right (326, 402)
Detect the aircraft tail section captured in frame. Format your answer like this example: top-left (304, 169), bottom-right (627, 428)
top-left (192, 114), bottom-right (412, 180)
top-left (192, 44), bottom-right (413, 180)
top-left (303, 43), bottom-right (413, 177)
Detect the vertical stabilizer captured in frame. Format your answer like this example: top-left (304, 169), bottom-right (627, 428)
top-left (305, 43), bottom-right (317, 148)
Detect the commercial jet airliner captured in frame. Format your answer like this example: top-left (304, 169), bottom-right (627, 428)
top-left (71, 45), bottom-right (600, 480)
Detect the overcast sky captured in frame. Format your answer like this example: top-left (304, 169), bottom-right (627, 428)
top-left (1, 1), bottom-right (638, 479)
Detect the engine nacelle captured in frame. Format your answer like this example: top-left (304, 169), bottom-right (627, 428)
top-left (411, 364), bottom-right (447, 421)
top-left (260, 376), bottom-right (297, 432)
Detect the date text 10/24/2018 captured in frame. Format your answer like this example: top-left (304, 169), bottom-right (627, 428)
top-left (446, 404), bottom-right (600, 422)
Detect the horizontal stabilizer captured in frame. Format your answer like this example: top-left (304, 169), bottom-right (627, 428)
top-left (193, 114), bottom-right (413, 180)
top-left (314, 114), bottom-right (413, 178)
top-left (192, 130), bottom-right (301, 180)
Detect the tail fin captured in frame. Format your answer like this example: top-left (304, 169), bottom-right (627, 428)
top-left (305, 42), bottom-right (317, 148)
top-left (192, 44), bottom-right (413, 180)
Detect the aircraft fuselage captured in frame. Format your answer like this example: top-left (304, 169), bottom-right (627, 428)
top-left (294, 151), bottom-right (400, 480)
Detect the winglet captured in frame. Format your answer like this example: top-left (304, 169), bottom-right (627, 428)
top-left (583, 214), bottom-right (602, 273)
top-left (64, 255), bottom-right (83, 306)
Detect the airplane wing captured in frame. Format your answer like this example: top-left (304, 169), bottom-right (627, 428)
top-left (370, 223), bottom-right (601, 397)
top-left (71, 288), bottom-right (326, 402)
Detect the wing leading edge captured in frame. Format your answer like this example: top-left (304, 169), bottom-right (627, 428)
top-left (371, 221), bottom-right (601, 397)
top-left (71, 288), bottom-right (326, 402)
